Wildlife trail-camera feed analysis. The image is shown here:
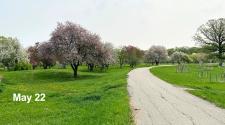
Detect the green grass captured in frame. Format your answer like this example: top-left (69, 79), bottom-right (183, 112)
top-left (150, 64), bottom-right (225, 108)
top-left (0, 66), bottom-right (133, 125)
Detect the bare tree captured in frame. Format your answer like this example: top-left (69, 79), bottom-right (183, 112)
top-left (194, 18), bottom-right (225, 66)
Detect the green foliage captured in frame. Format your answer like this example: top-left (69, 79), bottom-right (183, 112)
top-left (116, 48), bottom-right (127, 68)
top-left (167, 47), bottom-right (204, 56)
top-left (151, 65), bottom-right (225, 108)
top-left (124, 46), bottom-right (144, 68)
top-left (0, 66), bottom-right (133, 125)
top-left (194, 18), bottom-right (225, 66)
top-left (14, 62), bottom-right (32, 71)
top-left (170, 51), bottom-right (192, 64)
top-left (190, 53), bottom-right (208, 63)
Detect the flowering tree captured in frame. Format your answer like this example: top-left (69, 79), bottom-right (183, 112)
top-left (82, 41), bottom-right (114, 71)
top-left (50, 21), bottom-right (106, 77)
top-left (191, 53), bottom-right (208, 64)
top-left (145, 45), bottom-right (167, 65)
top-left (37, 42), bottom-right (56, 69)
top-left (0, 36), bottom-right (27, 70)
top-left (170, 51), bottom-right (192, 64)
top-left (28, 42), bottom-right (40, 69)
top-left (84, 33), bottom-right (103, 71)
top-left (97, 42), bottom-right (114, 70)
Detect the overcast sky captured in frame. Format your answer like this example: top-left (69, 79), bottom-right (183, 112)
top-left (0, 0), bottom-right (225, 49)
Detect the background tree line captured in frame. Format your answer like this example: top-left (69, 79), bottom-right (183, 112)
top-left (1, 18), bottom-right (225, 77)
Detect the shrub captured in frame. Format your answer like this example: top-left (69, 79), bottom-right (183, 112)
top-left (14, 62), bottom-right (32, 71)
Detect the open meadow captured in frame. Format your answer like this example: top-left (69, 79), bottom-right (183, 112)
top-left (1, 1), bottom-right (225, 124)
top-left (150, 64), bottom-right (225, 108)
top-left (0, 66), bottom-right (133, 125)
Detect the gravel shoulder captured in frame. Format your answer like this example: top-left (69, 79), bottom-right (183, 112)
top-left (128, 67), bottom-right (225, 125)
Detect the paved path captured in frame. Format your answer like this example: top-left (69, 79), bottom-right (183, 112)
top-left (128, 67), bottom-right (225, 125)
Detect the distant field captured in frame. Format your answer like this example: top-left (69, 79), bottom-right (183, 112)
top-left (150, 64), bottom-right (225, 108)
top-left (0, 66), bottom-right (133, 125)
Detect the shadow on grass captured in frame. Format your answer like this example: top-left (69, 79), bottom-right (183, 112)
top-left (79, 68), bottom-right (108, 73)
top-left (103, 84), bottom-right (124, 92)
top-left (0, 84), bottom-right (5, 93)
top-left (67, 93), bottom-right (102, 104)
top-left (67, 83), bottom-right (125, 104)
top-left (2, 69), bottom-right (102, 85)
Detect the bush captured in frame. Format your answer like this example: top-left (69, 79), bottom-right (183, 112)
top-left (14, 62), bottom-right (32, 71)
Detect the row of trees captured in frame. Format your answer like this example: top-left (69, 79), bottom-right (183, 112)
top-left (27, 22), bottom-right (115, 77)
top-left (145, 18), bottom-right (225, 65)
top-left (1, 18), bottom-right (225, 77)
top-left (144, 46), bottom-right (208, 65)
top-left (0, 35), bottom-right (209, 69)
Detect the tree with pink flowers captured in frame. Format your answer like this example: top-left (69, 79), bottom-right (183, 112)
top-left (50, 21), bottom-right (112, 77)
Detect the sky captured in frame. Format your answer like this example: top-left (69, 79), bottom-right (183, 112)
top-left (0, 0), bottom-right (225, 50)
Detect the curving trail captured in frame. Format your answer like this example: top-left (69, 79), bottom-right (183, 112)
top-left (128, 67), bottom-right (225, 125)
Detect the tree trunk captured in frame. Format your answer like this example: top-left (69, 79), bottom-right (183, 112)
top-left (62, 63), bottom-right (66, 69)
top-left (155, 60), bottom-right (159, 65)
top-left (100, 64), bottom-right (105, 71)
top-left (32, 65), bottom-right (36, 70)
top-left (87, 64), bottom-right (90, 71)
top-left (218, 53), bottom-right (223, 66)
top-left (120, 63), bottom-right (122, 68)
top-left (119, 59), bottom-right (123, 68)
top-left (105, 64), bottom-right (109, 69)
top-left (74, 66), bottom-right (78, 77)
top-left (6, 66), bottom-right (10, 71)
top-left (130, 63), bottom-right (134, 68)
top-left (71, 63), bottom-right (79, 78)
top-left (219, 61), bottom-right (223, 66)
top-left (43, 64), bottom-right (47, 69)
top-left (218, 43), bottom-right (223, 66)
top-left (88, 64), bottom-right (94, 72)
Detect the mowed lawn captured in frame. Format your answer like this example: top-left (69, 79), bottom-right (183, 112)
top-left (150, 64), bottom-right (225, 108)
top-left (0, 66), bottom-right (133, 125)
